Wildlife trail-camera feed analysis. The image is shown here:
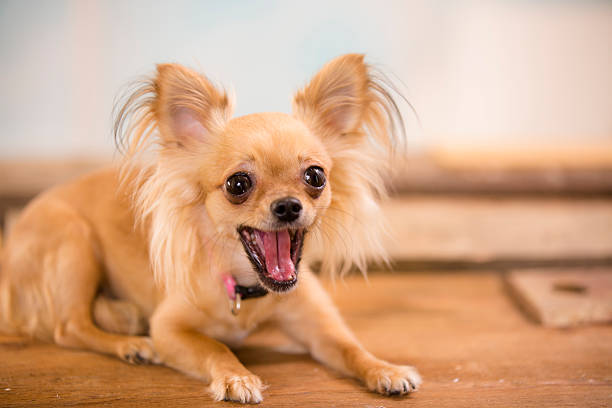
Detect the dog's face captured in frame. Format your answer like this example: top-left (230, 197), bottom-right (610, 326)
top-left (119, 54), bottom-right (401, 294)
top-left (202, 113), bottom-right (332, 292)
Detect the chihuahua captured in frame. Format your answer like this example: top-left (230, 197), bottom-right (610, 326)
top-left (0, 54), bottom-right (421, 403)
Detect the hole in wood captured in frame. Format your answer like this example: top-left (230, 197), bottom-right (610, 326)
top-left (553, 282), bottom-right (588, 294)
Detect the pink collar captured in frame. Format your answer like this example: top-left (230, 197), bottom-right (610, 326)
top-left (222, 274), bottom-right (269, 315)
top-left (222, 275), bottom-right (238, 300)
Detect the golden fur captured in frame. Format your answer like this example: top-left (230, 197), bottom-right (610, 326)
top-left (0, 54), bottom-right (420, 403)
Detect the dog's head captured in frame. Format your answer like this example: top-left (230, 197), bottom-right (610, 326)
top-left (200, 112), bottom-right (330, 292)
top-left (115, 54), bottom-right (405, 294)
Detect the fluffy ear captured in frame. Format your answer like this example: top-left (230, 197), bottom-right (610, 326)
top-left (113, 63), bottom-right (233, 156)
top-left (293, 54), bottom-right (408, 279)
top-left (293, 53), bottom-right (403, 148)
top-left (154, 64), bottom-right (232, 148)
top-left (293, 54), bottom-right (369, 137)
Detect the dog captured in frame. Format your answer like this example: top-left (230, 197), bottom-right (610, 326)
top-left (0, 54), bottom-right (421, 403)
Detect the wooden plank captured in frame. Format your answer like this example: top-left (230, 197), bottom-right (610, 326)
top-left (0, 158), bottom-right (106, 197)
top-left (1, 273), bottom-right (610, 407)
top-left (381, 196), bottom-right (612, 263)
top-left (504, 268), bottom-right (612, 327)
top-left (391, 150), bottom-right (612, 194)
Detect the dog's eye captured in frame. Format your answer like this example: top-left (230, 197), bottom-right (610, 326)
top-left (303, 166), bottom-right (326, 193)
top-left (225, 172), bottom-right (253, 203)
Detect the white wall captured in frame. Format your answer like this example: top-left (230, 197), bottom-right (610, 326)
top-left (1, 0), bottom-right (611, 159)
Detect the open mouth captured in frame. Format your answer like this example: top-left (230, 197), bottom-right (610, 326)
top-left (237, 226), bottom-right (305, 292)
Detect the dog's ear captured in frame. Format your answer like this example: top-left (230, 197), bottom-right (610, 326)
top-left (292, 54), bottom-right (407, 279)
top-left (154, 64), bottom-right (232, 148)
top-left (292, 54), bottom-right (371, 138)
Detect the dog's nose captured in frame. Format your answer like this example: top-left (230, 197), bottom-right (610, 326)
top-left (271, 197), bottom-right (302, 223)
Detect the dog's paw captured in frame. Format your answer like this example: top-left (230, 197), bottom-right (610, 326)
top-left (364, 363), bottom-right (422, 396)
top-left (117, 337), bottom-right (160, 365)
top-left (209, 373), bottom-right (264, 404)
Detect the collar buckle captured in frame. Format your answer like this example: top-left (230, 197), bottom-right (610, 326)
top-left (230, 293), bottom-right (242, 316)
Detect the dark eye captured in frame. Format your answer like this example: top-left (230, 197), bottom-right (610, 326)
top-left (225, 172), bottom-right (253, 203)
top-left (303, 166), bottom-right (326, 192)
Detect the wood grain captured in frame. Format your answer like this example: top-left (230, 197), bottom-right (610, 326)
top-left (1, 273), bottom-right (610, 407)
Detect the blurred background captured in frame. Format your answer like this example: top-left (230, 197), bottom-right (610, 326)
top-left (1, 0), bottom-right (611, 159)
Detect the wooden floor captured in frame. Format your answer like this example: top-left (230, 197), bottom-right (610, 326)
top-left (1, 272), bottom-right (610, 407)
top-left (1, 191), bottom-right (611, 407)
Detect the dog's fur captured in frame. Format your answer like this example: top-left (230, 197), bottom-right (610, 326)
top-left (0, 54), bottom-right (420, 403)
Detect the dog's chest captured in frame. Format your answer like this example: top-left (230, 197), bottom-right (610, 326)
top-left (199, 320), bottom-right (251, 347)
top-left (198, 303), bottom-right (270, 347)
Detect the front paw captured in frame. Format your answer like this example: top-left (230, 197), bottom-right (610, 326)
top-left (364, 363), bottom-right (422, 396)
top-left (209, 373), bottom-right (264, 404)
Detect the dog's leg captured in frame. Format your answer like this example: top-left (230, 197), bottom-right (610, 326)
top-left (275, 270), bottom-right (421, 396)
top-left (93, 295), bottom-right (148, 336)
top-left (45, 209), bottom-right (157, 364)
top-left (151, 296), bottom-right (264, 404)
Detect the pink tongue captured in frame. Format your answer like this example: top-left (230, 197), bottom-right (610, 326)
top-left (256, 230), bottom-right (295, 281)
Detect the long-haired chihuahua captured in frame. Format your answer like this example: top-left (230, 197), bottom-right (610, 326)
top-left (0, 54), bottom-right (421, 403)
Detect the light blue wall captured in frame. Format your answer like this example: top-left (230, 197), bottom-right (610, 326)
top-left (1, 0), bottom-right (611, 158)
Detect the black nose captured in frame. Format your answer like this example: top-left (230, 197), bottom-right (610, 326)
top-left (271, 197), bottom-right (302, 223)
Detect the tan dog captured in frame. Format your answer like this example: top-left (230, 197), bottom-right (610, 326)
top-left (0, 54), bottom-right (421, 403)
